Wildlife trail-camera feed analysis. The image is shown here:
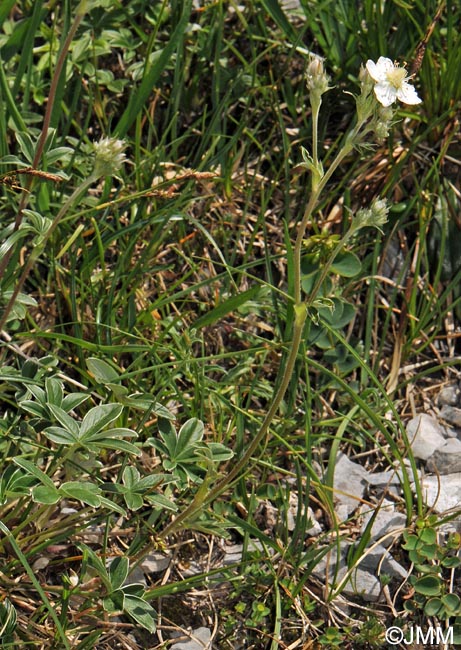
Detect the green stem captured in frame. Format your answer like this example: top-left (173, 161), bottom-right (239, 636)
top-left (156, 117), bottom-right (371, 542)
top-left (158, 303), bottom-right (308, 541)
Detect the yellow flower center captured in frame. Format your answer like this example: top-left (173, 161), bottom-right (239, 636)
top-left (385, 66), bottom-right (407, 89)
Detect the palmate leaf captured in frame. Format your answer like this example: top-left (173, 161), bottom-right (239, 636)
top-left (159, 418), bottom-right (204, 463)
top-left (80, 403), bottom-right (123, 439)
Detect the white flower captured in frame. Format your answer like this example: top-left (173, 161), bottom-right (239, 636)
top-left (365, 57), bottom-right (422, 107)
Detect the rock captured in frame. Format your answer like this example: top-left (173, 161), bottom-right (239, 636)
top-left (286, 497), bottom-right (322, 535)
top-left (170, 627), bottom-right (212, 650)
top-left (333, 452), bottom-right (369, 517)
top-left (406, 414), bottom-right (446, 460)
top-left (415, 473), bottom-right (461, 513)
top-left (360, 500), bottom-right (406, 547)
top-left (222, 540), bottom-right (273, 566)
top-left (439, 405), bottom-right (461, 429)
top-left (426, 438), bottom-right (461, 474)
top-left (438, 386), bottom-right (460, 407)
top-left (140, 553), bottom-right (171, 574)
top-left (312, 542), bottom-right (407, 602)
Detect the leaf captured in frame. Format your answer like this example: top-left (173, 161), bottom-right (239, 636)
top-left (122, 594), bottom-right (156, 633)
top-left (318, 298), bottom-right (356, 329)
top-left (45, 377), bottom-right (63, 407)
top-left (109, 557), bottom-right (130, 591)
top-left (87, 357), bottom-right (121, 384)
top-left (80, 403), bottom-right (123, 439)
top-left (413, 575), bottom-right (442, 597)
top-left (441, 593), bottom-right (461, 614)
top-left (424, 597), bottom-right (443, 617)
top-left (122, 466), bottom-right (140, 488)
top-left (59, 482), bottom-right (102, 507)
top-left (193, 286), bottom-right (261, 329)
top-left (43, 426), bottom-right (79, 446)
top-left (176, 419), bottom-right (204, 453)
top-left (145, 493), bottom-right (178, 511)
top-left (15, 131), bottom-right (35, 163)
top-left (32, 484), bottom-right (60, 504)
top-left (13, 458), bottom-right (55, 488)
top-left (85, 437), bottom-right (141, 456)
top-left (19, 400), bottom-right (48, 418)
top-left (330, 251), bottom-right (362, 277)
top-left (47, 404), bottom-right (80, 436)
top-left (80, 544), bottom-right (111, 590)
top-left (97, 496), bottom-right (127, 516)
top-left (61, 392), bottom-right (90, 411)
top-left (204, 442), bottom-right (234, 463)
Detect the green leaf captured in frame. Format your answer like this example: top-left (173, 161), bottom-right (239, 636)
top-left (204, 442), bottom-right (234, 463)
top-left (176, 419), bottom-right (204, 453)
top-left (109, 557), bottom-right (130, 591)
top-left (441, 556), bottom-right (461, 569)
top-left (122, 466), bottom-right (140, 488)
top-left (413, 575), bottom-right (442, 597)
top-left (61, 392), bottom-right (90, 411)
top-left (145, 493), bottom-right (178, 511)
top-left (97, 496), bottom-right (127, 515)
top-left (43, 426), bottom-right (79, 446)
top-left (80, 544), bottom-right (111, 590)
top-left (441, 593), bottom-right (461, 614)
top-left (424, 597), bottom-right (443, 617)
top-left (59, 482), bottom-right (102, 507)
top-left (80, 403), bottom-right (123, 439)
top-left (19, 400), bottom-right (48, 418)
top-left (87, 437), bottom-right (141, 456)
top-left (13, 458), bottom-right (55, 488)
top-left (122, 594), bottom-right (156, 633)
top-left (45, 377), bottom-right (63, 407)
top-left (15, 131), bottom-right (35, 163)
top-left (32, 484), bottom-right (60, 504)
top-left (47, 404), bottom-right (80, 436)
top-left (193, 286), bottom-right (261, 329)
top-left (87, 357), bottom-right (121, 384)
top-left (330, 251), bottom-right (362, 277)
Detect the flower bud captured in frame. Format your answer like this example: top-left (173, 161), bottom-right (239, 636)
top-left (305, 55), bottom-right (331, 98)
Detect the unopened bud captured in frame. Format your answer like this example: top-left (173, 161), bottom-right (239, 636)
top-left (305, 55), bottom-right (331, 97)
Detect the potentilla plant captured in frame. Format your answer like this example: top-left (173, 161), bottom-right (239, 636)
top-left (155, 55), bottom-right (423, 541)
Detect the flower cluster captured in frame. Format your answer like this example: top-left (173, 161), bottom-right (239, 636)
top-left (93, 137), bottom-right (127, 178)
top-left (353, 198), bottom-right (389, 233)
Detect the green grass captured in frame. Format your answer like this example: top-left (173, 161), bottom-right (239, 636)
top-left (0, 0), bottom-right (460, 647)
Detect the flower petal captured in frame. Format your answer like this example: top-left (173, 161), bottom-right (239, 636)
top-left (396, 82), bottom-right (422, 105)
top-left (366, 59), bottom-right (383, 82)
top-left (373, 83), bottom-right (396, 107)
